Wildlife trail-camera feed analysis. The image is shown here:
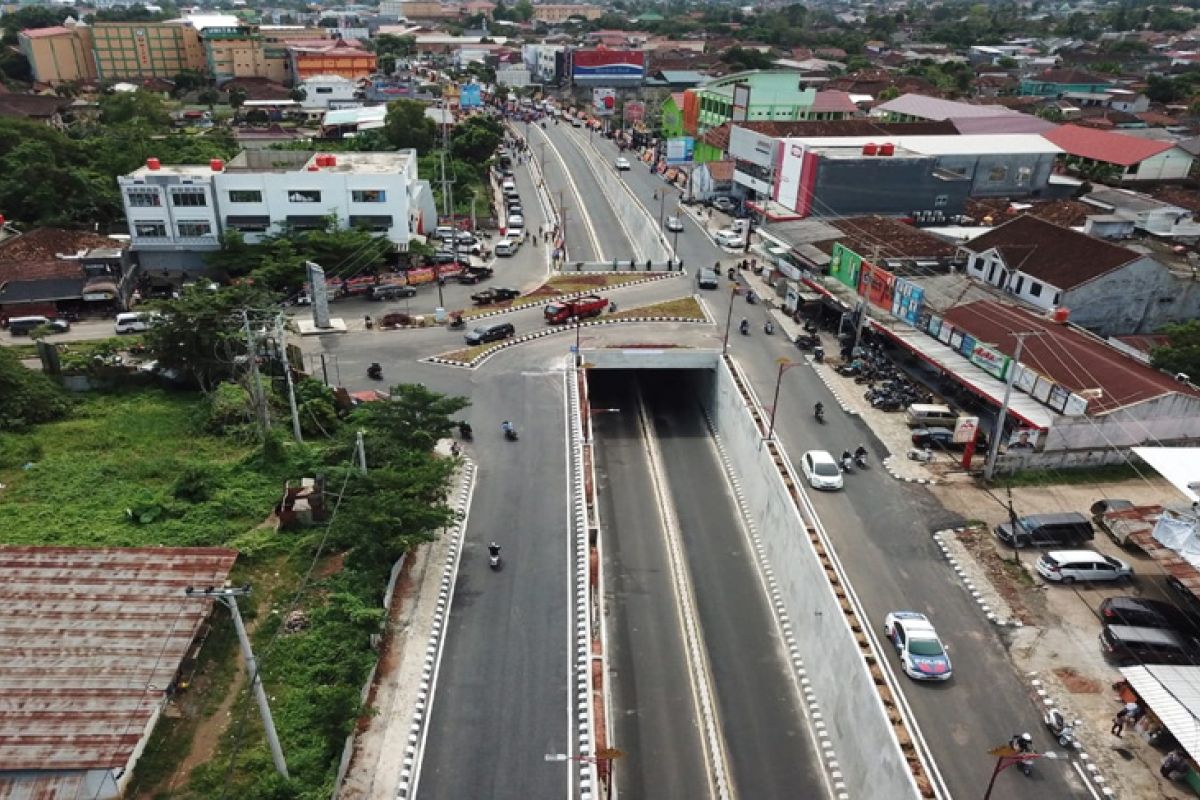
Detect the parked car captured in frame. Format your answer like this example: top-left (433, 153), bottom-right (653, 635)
top-left (910, 427), bottom-right (985, 450)
top-left (433, 226), bottom-right (456, 242)
top-left (508, 214), bottom-right (525, 229)
top-left (464, 320), bottom-right (516, 345)
top-left (1035, 550), bottom-right (1133, 584)
top-left (714, 229), bottom-right (746, 249)
top-left (6, 315), bottom-right (70, 336)
top-left (615, 156), bottom-right (631, 171)
top-left (883, 611), bottom-right (953, 681)
top-left (495, 238), bottom-right (518, 257)
top-left (114, 311), bottom-right (160, 334)
top-left (994, 512), bottom-right (1095, 548)
top-left (1100, 624), bottom-right (1200, 666)
top-left (801, 450), bottom-right (843, 491)
top-left (710, 196), bottom-right (736, 213)
top-left (470, 287), bottom-right (521, 305)
top-left (1099, 596), bottom-right (1200, 636)
top-left (665, 216), bottom-right (684, 232)
top-left (368, 284), bottom-right (417, 301)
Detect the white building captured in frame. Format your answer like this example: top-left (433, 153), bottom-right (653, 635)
top-left (118, 150), bottom-right (419, 273)
top-left (522, 43), bottom-right (564, 82)
top-left (300, 74), bottom-right (359, 108)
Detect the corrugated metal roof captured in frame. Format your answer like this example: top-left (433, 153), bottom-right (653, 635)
top-left (0, 547), bottom-right (237, 772)
top-left (1119, 665), bottom-right (1200, 760)
top-left (874, 93), bottom-right (1020, 121)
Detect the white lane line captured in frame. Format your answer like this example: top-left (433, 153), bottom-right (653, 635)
top-left (534, 126), bottom-right (604, 260)
top-left (633, 382), bottom-right (733, 800)
top-left (562, 125), bottom-right (644, 262)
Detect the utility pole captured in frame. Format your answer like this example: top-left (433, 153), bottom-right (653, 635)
top-left (984, 331), bottom-right (1042, 481)
top-left (242, 313), bottom-right (271, 439)
top-left (356, 429), bottom-right (367, 474)
top-left (275, 315), bottom-right (303, 443)
top-left (186, 585), bottom-right (288, 778)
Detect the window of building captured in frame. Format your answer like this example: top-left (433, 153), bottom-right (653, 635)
top-left (226, 215), bottom-right (271, 232)
top-left (177, 221), bottom-right (213, 237)
top-left (1029, 282), bottom-right (1043, 298)
top-left (171, 189), bottom-right (207, 207)
top-left (1015, 166), bottom-right (1033, 186)
top-left (1126, 161), bottom-right (1140, 175)
top-left (315, 86), bottom-right (333, 94)
top-left (352, 189), bottom-right (387, 203)
top-left (934, 194), bottom-right (948, 207)
top-left (134, 222), bottom-right (167, 238)
top-left (288, 190), bottom-right (321, 203)
top-left (229, 189), bottom-right (263, 203)
top-left (1013, 276), bottom-right (1024, 293)
top-left (126, 188), bottom-right (161, 207)
top-left (988, 165), bottom-right (1008, 182)
top-left (349, 215), bottom-right (393, 232)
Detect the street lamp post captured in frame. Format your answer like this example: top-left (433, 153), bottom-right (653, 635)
top-left (721, 283), bottom-right (738, 355)
top-left (571, 315), bottom-right (582, 365)
top-left (766, 358), bottom-right (802, 443)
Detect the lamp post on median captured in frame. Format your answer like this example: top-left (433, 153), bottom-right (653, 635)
top-left (766, 357), bottom-right (803, 443)
top-left (571, 314), bottom-right (582, 365)
top-left (721, 282), bottom-right (738, 355)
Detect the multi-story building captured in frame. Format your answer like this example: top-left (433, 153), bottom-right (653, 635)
top-left (399, 1), bottom-right (461, 20)
top-left (18, 25), bottom-right (96, 84)
top-left (674, 70), bottom-right (858, 142)
top-left (203, 24), bottom-right (290, 84)
top-left (289, 38), bottom-right (376, 82)
top-left (300, 74), bottom-right (359, 107)
top-left (533, 4), bottom-right (603, 22)
top-left (92, 22), bottom-right (206, 80)
top-left (117, 150), bottom-right (420, 273)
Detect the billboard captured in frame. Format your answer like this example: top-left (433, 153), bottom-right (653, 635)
top-left (665, 137), bottom-right (694, 165)
top-left (776, 141), bottom-right (819, 215)
top-left (572, 49), bottom-right (645, 84)
top-left (593, 87), bottom-right (616, 116)
top-left (732, 83), bottom-right (750, 122)
top-left (459, 83), bottom-right (482, 109)
top-left (624, 101), bottom-right (645, 122)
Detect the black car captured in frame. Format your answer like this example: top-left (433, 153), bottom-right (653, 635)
top-left (456, 266), bottom-right (494, 285)
top-left (911, 427), bottom-right (986, 450)
top-left (1099, 596), bottom-right (1200, 636)
top-left (464, 321), bottom-right (515, 345)
top-left (368, 284), bottom-right (417, 301)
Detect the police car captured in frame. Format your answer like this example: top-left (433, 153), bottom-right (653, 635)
top-left (883, 611), bottom-right (953, 681)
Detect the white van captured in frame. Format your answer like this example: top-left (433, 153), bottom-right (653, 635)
top-left (905, 403), bottom-right (959, 428)
top-left (114, 311), bottom-right (160, 334)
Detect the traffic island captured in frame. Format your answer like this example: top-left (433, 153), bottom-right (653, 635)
top-left (458, 271), bottom-right (683, 320)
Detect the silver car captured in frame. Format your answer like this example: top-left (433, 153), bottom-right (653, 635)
top-left (665, 216), bottom-right (684, 232)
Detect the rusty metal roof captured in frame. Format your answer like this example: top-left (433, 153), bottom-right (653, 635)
top-left (0, 547), bottom-right (237, 772)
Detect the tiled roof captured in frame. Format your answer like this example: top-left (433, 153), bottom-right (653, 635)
top-left (1032, 68), bottom-right (1113, 85)
top-left (0, 93), bottom-right (71, 119)
top-left (1042, 124), bottom-right (1176, 166)
top-left (962, 214), bottom-right (1138, 290)
top-left (950, 114), bottom-right (1057, 135)
top-left (705, 160), bottom-right (734, 181)
top-left (808, 90), bottom-right (857, 114)
top-left (832, 215), bottom-right (956, 259)
top-left (0, 228), bottom-right (119, 282)
top-left (1149, 185), bottom-right (1200, 213)
top-left (964, 198), bottom-right (1095, 228)
top-left (942, 301), bottom-right (1200, 413)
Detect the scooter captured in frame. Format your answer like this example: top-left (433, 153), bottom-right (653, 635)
top-left (814, 406), bottom-right (825, 424)
top-left (367, 363), bottom-right (383, 380)
top-left (488, 547), bottom-right (502, 570)
top-left (840, 454), bottom-right (854, 473)
top-left (854, 451), bottom-right (868, 469)
top-left (739, 319), bottom-right (750, 335)
top-left (764, 320), bottom-right (775, 335)
top-left (1044, 709), bottom-right (1080, 748)
top-left (745, 291), bottom-right (758, 305)
top-left (813, 346), bottom-right (825, 363)
top-left (504, 427), bottom-right (519, 442)
top-left (907, 446), bottom-right (934, 463)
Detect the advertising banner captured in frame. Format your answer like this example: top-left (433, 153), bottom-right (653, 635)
top-left (953, 416), bottom-right (980, 444)
top-left (891, 277), bottom-right (924, 326)
top-left (592, 87), bottom-right (616, 116)
top-left (732, 83), bottom-right (751, 122)
top-left (859, 261), bottom-right (895, 310)
top-left (459, 83), bottom-right (482, 108)
top-left (665, 137), bottom-right (694, 165)
top-left (571, 49), bottom-right (645, 83)
top-left (828, 243), bottom-right (862, 290)
top-left (969, 342), bottom-right (1011, 380)
top-left (623, 100), bottom-right (645, 122)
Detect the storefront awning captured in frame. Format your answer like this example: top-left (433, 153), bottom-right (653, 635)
top-left (1119, 665), bottom-right (1200, 762)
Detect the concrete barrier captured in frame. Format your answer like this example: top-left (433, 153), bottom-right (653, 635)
top-left (580, 137), bottom-right (671, 264)
top-left (700, 361), bottom-right (923, 800)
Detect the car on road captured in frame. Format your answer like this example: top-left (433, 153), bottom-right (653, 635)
top-left (615, 156), bottom-right (631, 171)
top-left (368, 284), bottom-right (417, 301)
top-left (456, 266), bottom-right (495, 285)
top-left (1036, 550), bottom-right (1133, 584)
top-left (7, 315), bottom-right (71, 336)
top-left (1100, 596), bottom-right (1200, 636)
top-left (494, 238), bottom-right (518, 256)
top-left (801, 450), bottom-right (843, 491)
top-left (710, 196), bottom-right (737, 213)
top-left (470, 286), bottom-right (521, 305)
top-left (571, 117), bottom-right (583, 128)
top-left (696, 267), bottom-right (720, 290)
top-left (464, 320), bottom-right (516, 345)
top-left (665, 215), bottom-right (684, 232)
top-left (884, 612), bottom-right (953, 681)
top-left (714, 229), bottom-right (746, 249)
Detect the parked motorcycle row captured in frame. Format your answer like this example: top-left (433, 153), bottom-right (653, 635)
top-left (836, 343), bottom-right (934, 411)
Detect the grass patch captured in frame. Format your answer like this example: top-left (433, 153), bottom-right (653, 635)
top-left (438, 344), bottom-right (494, 364)
top-left (608, 296), bottom-right (705, 320)
top-left (995, 462), bottom-right (1143, 488)
top-left (460, 272), bottom-right (666, 318)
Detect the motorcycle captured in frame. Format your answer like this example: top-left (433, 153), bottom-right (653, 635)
top-left (739, 319), bottom-right (750, 335)
top-left (813, 346), bottom-right (825, 363)
top-left (764, 320), bottom-right (775, 335)
top-left (908, 446), bottom-right (934, 463)
top-left (504, 426), bottom-right (519, 442)
top-left (1044, 709), bottom-right (1080, 748)
top-left (727, 267), bottom-right (736, 280)
top-left (449, 315), bottom-right (466, 330)
top-left (745, 291), bottom-right (758, 305)
top-left (367, 363), bottom-right (383, 380)
top-left (458, 421), bottom-right (473, 441)
top-left (854, 451), bottom-right (868, 469)
top-left (364, 315), bottom-right (374, 330)
top-left (488, 545), bottom-right (502, 570)
top-left (795, 334), bottom-right (820, 351)
top-left (840, 454), bottom-right (854, 474)
top-left (814, 406), bottom-right (825, 424)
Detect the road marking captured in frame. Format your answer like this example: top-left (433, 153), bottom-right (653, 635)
top-left (563, 366), bottom-right (578, 800)
top-left (563, 126), bottom-right (645, 262)
top-left (534, 126), bottom-right (604, 260)
top-left (633, 382), bottom-right (734, 800)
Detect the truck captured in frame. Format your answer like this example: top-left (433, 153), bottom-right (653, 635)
top-left (544, 295), bottom-right (607, 324)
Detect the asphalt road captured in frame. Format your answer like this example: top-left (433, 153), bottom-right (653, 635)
top-left (590, 371), bottom-right (712, 800)
top-left (416, 353), bottom-right (572, 800)
top-left (640, 370), bottom-right (825, 799)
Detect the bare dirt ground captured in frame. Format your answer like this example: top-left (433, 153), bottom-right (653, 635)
top-left (931, 476), bottom-right (1192, 800)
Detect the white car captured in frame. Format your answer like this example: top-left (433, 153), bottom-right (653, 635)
top-left (494, 238), bottom-right (518, 257)
top-left (507, 214), bottom-right (525, 229)
top-left (714, 229), bottom-right (746, 249)
top-left (665, 216), bottom-right (684, 232)
top-left (801, 450), bottom-right (843, 491)
top-left (615, 157), bottom-right (631, 171)
top-left (883, 612), bottom-right (953, 681)
top-left (508, 226), bottom-right (525, 244)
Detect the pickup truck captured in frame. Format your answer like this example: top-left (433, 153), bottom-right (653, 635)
top-left (456, 265), bottom-right (494, 285)
top-left (471, 286), bottom-right (521, 305)
top-left (544, 295), bottom-right (607, 324)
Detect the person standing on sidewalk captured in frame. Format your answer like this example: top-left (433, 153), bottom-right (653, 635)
top-left (1111, 701), bottom-right (1140, 736)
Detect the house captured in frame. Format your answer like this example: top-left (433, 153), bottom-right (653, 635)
top-left (0, 229), bottom-right (129, 318)
top-left (1019, 68), bottom-right (1114, 96)
top-left (0, 93), bottom-right (74, 127)
top-left (1042, 124), bottom-right (1195, 181)
top-left (959, 214), bottom-right (1200, 335)
top-left (688, 160), bottom-right (733, 201)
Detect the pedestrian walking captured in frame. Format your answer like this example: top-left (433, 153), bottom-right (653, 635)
top-left (1111, 701), bottom-right (1140, 736)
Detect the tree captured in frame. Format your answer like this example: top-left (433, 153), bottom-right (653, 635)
top-left (349, 383), bottom-right (469, 459)
top-left (198, 87), bottom-right (220, 108)
top-left (450, 114), bottom-right (503, 164)
top-left (142, 281), bottom-right (280, 391)
top-left (0, 6), bottom-right (71, 43)
top-left (0, 345), bottom-right (72, 432)
top-left (228, 87), bottom-right (248, 111)
top-left (99, 90), bottom-right (171, 128)
top-left (1146, 75), bottom-right (1183, 104)
top-left (172, 69), bottom-right (208, 97)
top-left (512, 0), bottom-right (534, 22)
top-left (1151, 320), bottom-right (1200, 381)
top-left (382, 99), bottom-right (438, 152)
top-left (721, 46), bottom-right (775, 71)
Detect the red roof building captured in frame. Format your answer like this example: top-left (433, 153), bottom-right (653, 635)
top-left (288, 38), bottom-right (375, 82)
top-left (1042, 124), bottom-right (1195, 180)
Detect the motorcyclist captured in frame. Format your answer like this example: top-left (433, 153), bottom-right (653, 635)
top-left (764, 319), bottom-right (775, 334)
top-left (487, 542), bottom-right (501, 558)
top-left (1010, 732), bottom-right (1034, 754)
top-left (855, 444), bottom-right (868, 460)
top-left (501, 420), bottom-right (515, 437)
top-left (739, 318), bottom-right (749, 334)
top-left (364, 314), bottom-right (374, 330)
top-left (841, 449), bottom-right (853, 467)
top-left (368, 362), bottom-right (382, 379)
top-left (814, 402), bottom-right (824, 419)
top-left (458, 421), bottom-right (473, 438)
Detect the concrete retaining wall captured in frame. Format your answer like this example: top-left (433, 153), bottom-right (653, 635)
top-left (581, 138), bottom-right (671, 264)
top-left (700, 363), bottom-right (921, 800)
